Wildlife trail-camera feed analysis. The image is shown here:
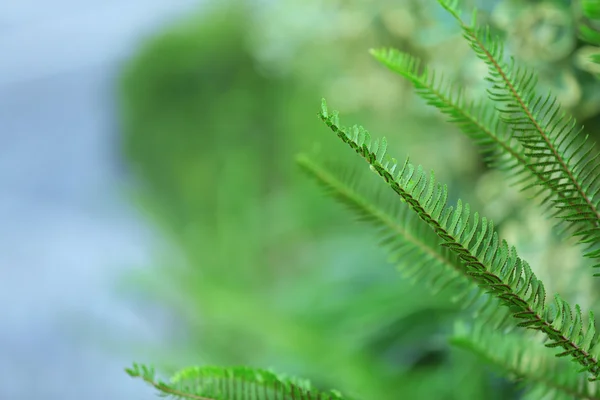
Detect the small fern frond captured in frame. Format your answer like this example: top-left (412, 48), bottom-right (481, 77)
top-left (437, 0), bottom-right (600, 272)
top-left (126, 363), bottom-right (347, 400)
top-left (451, 322), bottom-right (600, 400)
top-left (319, 99), bottom-right (600, 380)
top-left (296, 154), bottom-right (512, 327)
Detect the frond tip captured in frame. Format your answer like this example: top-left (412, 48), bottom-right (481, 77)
top-left (318, 98), bottom-right (600, 380)
top-left (126, 363), bottom-right (347, 400)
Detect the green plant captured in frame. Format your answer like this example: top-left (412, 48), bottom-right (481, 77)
top-left (127, 0), bottom-right (600, 398)
top-left (125, 364), bottom-right (347, 400)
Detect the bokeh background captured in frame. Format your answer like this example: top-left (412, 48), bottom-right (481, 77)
top-left (3, 0), bottom-right (600, 399)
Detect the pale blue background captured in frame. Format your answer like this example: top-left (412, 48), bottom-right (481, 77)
top-left (0, 1), bottom-right (202, 398)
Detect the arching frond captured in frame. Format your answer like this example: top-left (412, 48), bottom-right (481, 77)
top-left (437, 0), bottom-right (600, 273)
top-left (296, 154), bottom-right (510, 327)
top-left (451, 321), bottom-right (600, 400)
top-left (318, 98), bottom-right (600, 380)
top-left (126, 363), bottom-right (347, 400)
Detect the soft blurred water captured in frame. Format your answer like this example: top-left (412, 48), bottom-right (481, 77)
top-left (0, 1), bottom-right (202, 398)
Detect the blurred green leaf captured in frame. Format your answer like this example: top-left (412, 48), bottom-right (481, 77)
top-left (579, 24), bottom-right (600, 47)
top-left (583, 0), bottom-right (600, 20)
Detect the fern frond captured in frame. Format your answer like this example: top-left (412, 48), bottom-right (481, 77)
top-left (296, 154), bottom-right (511, 327)
top-left (369, 47), bottom-right (584, 213)
top-left (437, 0), bottom-right (600, 273)
top-left (370, 48), bottom-right (515, 169)
top-left (126, 363), bottom-right (346, 400)
top-left (318, 99), bottom-right (600, 380)
top-left (451, 322), bottom-right (600, 400)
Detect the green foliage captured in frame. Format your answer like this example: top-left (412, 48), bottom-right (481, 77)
top-left (441, 0), bottom-right (600, 270)
top-left (125, 0), bottom-right (600, 399)
top-left (580, 0), bottom-right (600, 68)
top-left (317, 98), bottom-right (600, 380)
top-left (126, 364), bottom-right (346, 400)
top-left (295, 154), bottom-right (512, 330)
top-left (120, 4), bottom-right (496, 400)
top-left (450, 322), bottom-right (600, 400)
top-left (285, 0), bottom-right (600, 397)
top-left (369, 47), bottom-right (536, 195)
top-left (118, 1), bottom-right (350, 370)
top-left (580, 0), bottom-right (600, 46)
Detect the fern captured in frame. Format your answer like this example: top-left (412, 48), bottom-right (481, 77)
top-left (128, 1), bottom-right (600, 398)
top-left (437, 0), bottom-right (600, 272)
top-left (369, 47), bottom-right (578, 227)
top-left (126, 364), bottom-right (346, 399)
top-left (318, 98), bottom-right (600, 380)
top-left (370, 47), bottom-right (517, 171)
top-left (296, 155), bottom-right (464, 285)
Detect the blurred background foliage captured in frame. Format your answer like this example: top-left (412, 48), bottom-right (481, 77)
top-left (117, 0), bottom-right (600, 398)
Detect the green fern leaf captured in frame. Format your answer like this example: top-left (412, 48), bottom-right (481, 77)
top-left (126, 363), bottom-right (347, 400)
top-left (437, 0), bottom-right (600, 273)
top-left (369, 47), bottom-right (590, 220)
top-left (370, 47), bottom-right (514, 167)
top-left (318, 99), bottom-right (600, 380)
